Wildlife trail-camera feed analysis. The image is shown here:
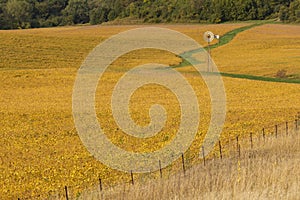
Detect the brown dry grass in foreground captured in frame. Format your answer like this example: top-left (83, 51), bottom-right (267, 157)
top-left (78, 128), bottom-right (300, 200)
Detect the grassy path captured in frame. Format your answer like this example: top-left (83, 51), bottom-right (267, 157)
top-left (220, 72), bottom-right (300, 84)
top-left (204, 22), bottom-right (263, 50)
top-left (175, 21), bottom-right (300, 84)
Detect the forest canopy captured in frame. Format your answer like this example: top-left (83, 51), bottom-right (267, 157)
top-left (0, 0), bottom-right (299, 29)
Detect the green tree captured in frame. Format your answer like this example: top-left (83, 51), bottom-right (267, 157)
top-left (279, 5), bottom-right (289, 21)
top-left (0, 0), bottom-right (8, 29)
top-left (63, 0), bottom-right (89, 24)
top-left (34, 0), bottom-right (67, 27)
top-left (289, 0), bottom-right (300, 22)
top-left (0, 0), bottom-right (299, 30)
top-left (88, 0), bottom-right (110, 24)
top-left (5, 0), bottom-right (33, 28)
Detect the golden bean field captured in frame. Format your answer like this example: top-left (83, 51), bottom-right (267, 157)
top-left (213, 24), bottom-right (300, 78)
top-left (0, 23), bottom-right (299, 199)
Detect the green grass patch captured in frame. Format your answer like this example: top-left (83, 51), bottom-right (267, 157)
top-left (172, 20), bottom-right (300, 84)
top-left (205, 22), bottom-right (267, 50)
top-left (175, 22), bottom-right (266, 69)
top-left (220, 72), bottom-right (300, 84)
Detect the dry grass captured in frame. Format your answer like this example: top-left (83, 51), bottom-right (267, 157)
top-left (79, 128), bottom-right (300, 200)
top-left (212, 24), bottom-right (300, 79)
top-left (0, 24), bottom-right (300, 199)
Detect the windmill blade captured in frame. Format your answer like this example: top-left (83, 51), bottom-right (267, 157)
top-left (203, 31), bottom-right (215, 43)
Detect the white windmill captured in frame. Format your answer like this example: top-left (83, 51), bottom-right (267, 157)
top-left (203, 31), bottom-right (220, 72)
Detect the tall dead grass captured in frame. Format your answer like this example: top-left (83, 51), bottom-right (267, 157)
top-left (77, 127), bottom-right (300, 200)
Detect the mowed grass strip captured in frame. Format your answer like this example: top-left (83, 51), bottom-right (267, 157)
top-left (212, 24), bottom-right (300, 79)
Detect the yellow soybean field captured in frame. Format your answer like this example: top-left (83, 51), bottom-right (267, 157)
top-left (212, 24), bottom-right (300, 79)
top-left (0, 23), bottom-right (299, 199)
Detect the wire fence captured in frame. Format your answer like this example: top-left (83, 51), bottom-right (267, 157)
top-left (18, 112), bottom-right (300, 200)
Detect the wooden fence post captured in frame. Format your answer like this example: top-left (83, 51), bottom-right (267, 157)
top-left (219, 141), bottom-right (222, 160)
top-left (250, 132), bottom-right (253, 149)
top-left (181, 153), bottom-right (186, 175)
top-left (275, 125), bottom-right (278, 138)
top-left (286, 121), bottom-right (288, 136)
top-left (159, 160), bottom-right (162, 178)
top-left (202, 146), bottom-right (206, 166)
top-left (99, 178), bottom-right (103, 192)
top-left (236, 136), bottom-right (239, 151)
top-left (65, 186), bottom-right (69, 200)
top-left (262, 128), bottom-right (265, 141)
top-left (130, 170), bottom-right (134, 185)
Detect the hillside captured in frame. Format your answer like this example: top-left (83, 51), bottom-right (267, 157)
top-left (0, 0), bottom-right (299, 29)
top-left (0, 23), bottom-right (300, 199)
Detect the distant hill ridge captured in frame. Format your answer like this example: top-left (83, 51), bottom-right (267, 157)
top-left (0, 0), bottom-right (299, 29)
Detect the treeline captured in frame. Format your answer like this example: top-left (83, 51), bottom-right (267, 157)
top-left (0, 0), bottom-right (299, 29)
